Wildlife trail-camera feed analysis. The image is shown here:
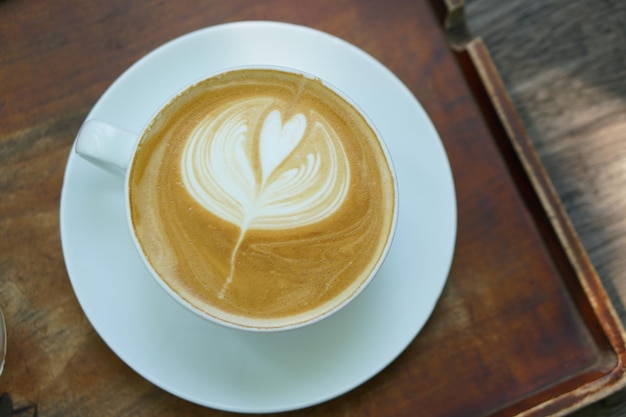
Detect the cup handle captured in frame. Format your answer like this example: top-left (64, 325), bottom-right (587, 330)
top-left (75, 119), bottom-right (138, 176)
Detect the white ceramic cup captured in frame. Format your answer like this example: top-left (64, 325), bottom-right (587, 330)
top-left (75, 65), bottom-right (398, 332)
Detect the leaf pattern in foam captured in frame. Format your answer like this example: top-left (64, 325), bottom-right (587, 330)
top-left (181, 98), bottom-right (351, 231)
top-left (180, 97), bottom-right (351, 298)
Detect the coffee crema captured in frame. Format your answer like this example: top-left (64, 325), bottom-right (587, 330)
top-left (129, 68), bottom-right (396, 329)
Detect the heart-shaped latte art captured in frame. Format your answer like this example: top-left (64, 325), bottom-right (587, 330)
top-left (259, 109), bottom-right (307, 183)
top-left (180, 98), bottom-right (351, 297)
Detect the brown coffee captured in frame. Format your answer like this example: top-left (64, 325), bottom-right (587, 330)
top-left (129, 68), bottom-right (395, 329)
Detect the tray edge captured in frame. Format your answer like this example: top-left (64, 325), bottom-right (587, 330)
top-left (432, 0), bottom-right (626, 415)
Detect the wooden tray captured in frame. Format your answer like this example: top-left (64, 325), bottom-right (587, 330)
top-left (383, 1), bottom-right (626, 415)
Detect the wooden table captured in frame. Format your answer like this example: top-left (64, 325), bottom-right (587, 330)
top-left (1, 0), bottom-right (625, 416)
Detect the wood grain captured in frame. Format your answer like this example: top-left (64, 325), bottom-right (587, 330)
top-left (464, 1), bottom-right (626, 415)
top-left (1, 0), bottom-right (625, 416)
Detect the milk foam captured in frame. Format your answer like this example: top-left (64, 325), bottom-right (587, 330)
top-left (181, 96), bottom-right (351, 297)
top-left (181, 98), bottom-right (350, 230)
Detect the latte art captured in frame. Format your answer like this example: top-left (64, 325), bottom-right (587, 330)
top-left (129, 68), bottom-right (396, 329)
top-left (181, 99), bottom-right (351, 297)
top-left (181, 101), bottom-right (351, 230)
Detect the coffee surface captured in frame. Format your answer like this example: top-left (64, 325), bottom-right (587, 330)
top-left (129, 69), bottom-right (395, 328)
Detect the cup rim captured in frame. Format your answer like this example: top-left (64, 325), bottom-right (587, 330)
top-left (123, 64), bottom-right (399, 332)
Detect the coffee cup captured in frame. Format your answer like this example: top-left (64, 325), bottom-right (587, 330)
top-left (75, 66), bottom-right (398, 331)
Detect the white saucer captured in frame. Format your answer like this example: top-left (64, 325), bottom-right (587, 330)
top-left (60, 21), bottom-right (456, 413)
